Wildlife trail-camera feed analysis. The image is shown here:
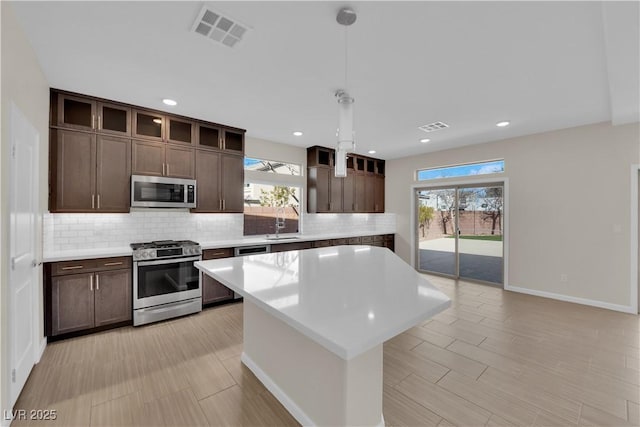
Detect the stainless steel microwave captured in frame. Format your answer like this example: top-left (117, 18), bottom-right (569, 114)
top-left (131, 175), bottom-right (196, 208)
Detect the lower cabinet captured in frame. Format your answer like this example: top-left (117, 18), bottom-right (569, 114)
top-left (48, 257), bottom-right (132, 337)
top-left (202, 248), bottom-right (234, 305)
top-left (270, 241), bottom-right (313, 252)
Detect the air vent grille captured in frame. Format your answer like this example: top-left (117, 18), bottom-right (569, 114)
top-left (419, 121), bottom-right (450, 133)
top-left (192, 6), bottom-right (251, 48)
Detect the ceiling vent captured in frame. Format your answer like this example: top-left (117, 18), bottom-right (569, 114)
top-left (419, 121), bottom-right (450, 133)
top-left (191, 5), bottom-right (251, 48)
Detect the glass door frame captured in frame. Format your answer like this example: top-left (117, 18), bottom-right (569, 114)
top-left (412, 178), bottom-right (508, 287)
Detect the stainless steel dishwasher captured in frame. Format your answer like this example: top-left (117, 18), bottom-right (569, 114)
top-left (232, 244), bottom-right (271, 298)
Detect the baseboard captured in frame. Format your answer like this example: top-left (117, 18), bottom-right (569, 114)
top-left (36, 337), bottom-right (47, 363)
top-left (505, 285), bottom-right (636, 314)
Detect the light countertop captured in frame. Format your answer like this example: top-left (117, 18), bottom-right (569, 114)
top-left (195, 245), bottom-right (451, 360)
top-left (43, 230), bottom-right (395, 262)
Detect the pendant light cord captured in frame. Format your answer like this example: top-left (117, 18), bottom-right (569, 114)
top-left (344, 25), bottom-right (348, 91)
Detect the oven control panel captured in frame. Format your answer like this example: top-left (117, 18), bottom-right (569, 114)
top-left (132, 245), bottom-right (201, 261)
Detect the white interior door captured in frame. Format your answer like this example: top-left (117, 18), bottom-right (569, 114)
top-left (9, 102), bottom-right (39, 406)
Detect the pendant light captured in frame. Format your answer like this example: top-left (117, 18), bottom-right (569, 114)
top-left (335, 7), bottom-right (356, 177)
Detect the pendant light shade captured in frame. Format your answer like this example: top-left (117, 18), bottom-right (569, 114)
top-left (335, 91), bottom-right (354, 177)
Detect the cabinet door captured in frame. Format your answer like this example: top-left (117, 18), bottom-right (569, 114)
top-left (222, 129), bottom-right (244, 154)
top-left (132, 110), bottom-right (164, 141)
top-left (132, 140), bottom-right (164, 176)
top-left (166, 144), bottom-right (195, 179)
top-left (51, 130), bottom-right (96, 212)
top-left (354, 174), bottom-right (366, 213)
top-left (329, 173), bottom-right (343, 212)
top-left (343, 172), bottom-right (355, 212)
top-left (194, 149), bottom-right (221, 212)
top-left (374, 176), bottom-right (385, 212)
top-left (51, 273), bottom-right (95, 335)
top-left (94, 269), bottom-right (132, 327)
top-left (96, 136), bottom-right (131, 212)
top-left (221, 154), bottom-right (244, 212)
top-left (56, 94), bottom-right (96, 131)
top-left (307, 167), bottom-right (330, 213)
top-left (202, 275), bottom-right (234, 305)
top-left (364, 175), bottom-right (376, 212)
top-left (167, 117), bottom-right (195, 145)
top-left (98, 102), bottom-right (130, 136)
top-left (197, 123), bottom-right (222, 150)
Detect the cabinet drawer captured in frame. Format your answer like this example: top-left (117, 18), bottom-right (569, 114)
top-left (271, 242), bottom-right (313, 253)
top-left (373, 235), bottom-right (384, 242)
top-left (94, 257), bottom-right (131, 271)
top-left (348, 237), bottom-right (361, 244)
top-left (51, 256), bottom-right (131, 276)
top-left (51, 259), bottom-right (98, 276)
top-left (331, 238), bottom-right (347, 246)
top-left (361, 236), bottom-right (374, 244)
top-left (313, 240), bottom-right (332, 248)
top-left (203, 248), bottom-right (234, 260)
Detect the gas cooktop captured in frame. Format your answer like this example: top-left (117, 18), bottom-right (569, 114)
top-left (130, 240), bottom-right (199, 250)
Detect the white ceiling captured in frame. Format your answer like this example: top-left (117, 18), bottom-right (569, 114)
top-left (12, 1), bottom-right (639, 160)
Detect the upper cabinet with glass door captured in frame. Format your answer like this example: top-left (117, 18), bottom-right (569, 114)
top-left (196, 123), bottom-right (244, 155)
top-left (54, 93), bottom-right (131, 136)
top-left (132, 110), bottom-right (165, 141)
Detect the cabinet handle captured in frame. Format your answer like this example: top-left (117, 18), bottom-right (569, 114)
top-left (97, 194), bottom-right (100, 209)
top-left (92, 194), bottom-right (95, 209)
top-left (219, 199), bottom-right (222, 210)
top-left (211, 252), bottom-right (226, 256)
top-left (92, 115), bottom-right (95, 129)
top-left (97, 115), bottom-right (101, 130)
top-left (103, 261), bottom-right (123, 266)
top-left (222, 199), bottom-right (225, 210)
top-left (162, 163), bottom-right (165, 176)
top-left (166, 163), bottom-right (170, 176)
top-left (95, 275), bottom-right (99, 291)
top-left (89, 275), bottom-right (93, 291)
top-left (62, 265), bottom-right (84, 271)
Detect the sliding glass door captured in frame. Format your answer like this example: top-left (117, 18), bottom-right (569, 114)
top-left (416, 183), bottom-right (504, 285)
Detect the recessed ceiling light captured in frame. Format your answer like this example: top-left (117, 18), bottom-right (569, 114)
top-left (496, 121), bottom-right (510, 127)
top-left (368, 150), bottom-right (376, 154)
top-left (293, 131), bottom-right (303, 136)
top-left (162, 99), bottom-right (177, 106)
top-left (152, 118), bottom-right (162, 124)
top-left (420, 138), bottom-right (430, 143)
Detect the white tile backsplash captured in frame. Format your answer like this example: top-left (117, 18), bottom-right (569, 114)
top-left (43, 211), bottom-right (396, 253)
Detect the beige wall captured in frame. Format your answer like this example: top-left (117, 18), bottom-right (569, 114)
top-left (387, 122), bottom-right (640, 310)
top-left (1, 1), bottom-right (50, 412)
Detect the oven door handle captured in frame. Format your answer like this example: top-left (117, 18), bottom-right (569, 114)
top-left (136, 256), bottom-right (201, 267)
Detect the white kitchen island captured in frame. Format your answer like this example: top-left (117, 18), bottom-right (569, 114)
top-left (195, 245), bottom-right (450, 427)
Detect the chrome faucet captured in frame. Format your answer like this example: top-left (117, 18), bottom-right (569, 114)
top-left (275, 207), bottom-right (286, 238)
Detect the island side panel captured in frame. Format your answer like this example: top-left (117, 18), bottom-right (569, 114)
top-left (242, 300), bottom-right (383, 427)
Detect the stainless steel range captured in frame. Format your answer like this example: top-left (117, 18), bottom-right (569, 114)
top-left (131, 240), bottom-right (202, 326)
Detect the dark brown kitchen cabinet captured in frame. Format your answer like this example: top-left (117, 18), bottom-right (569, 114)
top-left (49, 130), bottom-right (131, 213)
top-left (132, 141), bottom-right (195, 179)
top-left (222, 128), bottom-right (245, 154)
top-left (47, 257), bottom-right (132, 337)
top-left (167, 117), bottom-right (195, 145)
top-left (195, 124), bottom-right (245, 155)
top-left (307, 167), bottom-right (343, 213)
top-left (221, 154), bottom-right (244, 212)
top-left (271, 241), bottom-right (313, 252)
top-left (202, 248), bottom-right (234, 305)
top-left (132, 110), bottom-right (164, 141)
top-left (306, 146), bottom-right (384, 214)
top-left (54, 93), bottom-right (131, 136)
top-left (192, 151), bottom-right (243, 213)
